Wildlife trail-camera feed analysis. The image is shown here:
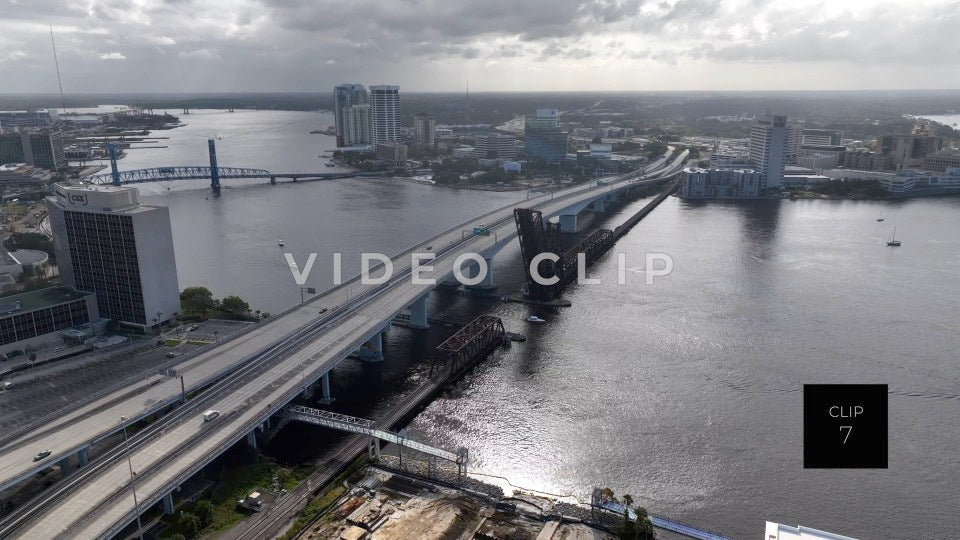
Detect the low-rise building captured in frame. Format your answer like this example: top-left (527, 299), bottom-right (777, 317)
top-left (471, 134), bottom-right (518, 160)
top-left (922, 151), bottom-right (960, 172)
top-left (375, 142), bottom-right (407, 166)
top-left (0, 286), bottom-right (99, 355)
top-left (680, 167), bottom-right (762, 198)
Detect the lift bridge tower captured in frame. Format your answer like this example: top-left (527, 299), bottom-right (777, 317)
top-left (208, 138), bottom-right (221, 194)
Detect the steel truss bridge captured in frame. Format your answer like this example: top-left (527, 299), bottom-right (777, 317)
top-left (87, 166), bottom-right (272, 185)
top-left (282, 405), bottom-right (468, 477)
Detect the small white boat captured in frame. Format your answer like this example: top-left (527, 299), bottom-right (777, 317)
top-left (325, 161), bottom-right (335, 167)
top-left (526, 315), bottom-right (546, 323)
top-left (277, 239), bottom-right (285, 247)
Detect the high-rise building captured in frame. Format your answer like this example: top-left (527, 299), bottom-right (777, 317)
top-left (0, 130), bottom-right (65, 170)
top-left (413, 112), bottom-right (436, 146)
top-left (333, 84), bottom-right (371, 147)
top-left (472, 133), bottom-right (518, 160)
top-left (785, 123), bottom-right (803, 164)
top-left (749, 114), bottom-right (789, 191)
top-left (876, 132), bottom-right (943, 168)
top-left (47, 184), bottom-right (181, 330)
top-left (524, 109), bottom-right (567, 164)
top-left (370, 85), bottom-right (400, 145)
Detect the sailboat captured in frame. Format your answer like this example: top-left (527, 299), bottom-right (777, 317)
top-left (887, 228), bottom-right (901, 247)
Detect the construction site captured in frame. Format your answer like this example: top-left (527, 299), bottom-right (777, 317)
top-left (294, 461), bottom-right (616, 540)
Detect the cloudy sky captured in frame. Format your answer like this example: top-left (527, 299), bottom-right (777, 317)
top-left (2, 0), bottom-right (959, 93)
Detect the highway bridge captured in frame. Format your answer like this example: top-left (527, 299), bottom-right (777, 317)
top-left (0, 149), bottom-right (687, 539)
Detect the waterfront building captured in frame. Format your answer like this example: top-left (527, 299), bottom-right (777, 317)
top-left (749, 114), bottom-right (789, 190)
top-left (0, 286), bottom-right (99, 355)
top-left (921, 150), bottom-right (960, 172)
top-left (0, 110), bottom-right (58, 129)
top-left (0, 131), bottom-right (65, 170)
top-left (802, 128), bottom-right (844, 146)
top-left (375, 142), bottom-right (408, 166)
top-left (680, 166), bottom-right (762, 197)
top-left (370, 85), bottom-right (400, 145)
top-left (333, 84), bottom-right (371, 147)
top-left (413, 112), bottom-right (436, 147)
top-left (472, 133), bottom-right (518, 160)
top-left (46, 183), bottom-right (181, 330)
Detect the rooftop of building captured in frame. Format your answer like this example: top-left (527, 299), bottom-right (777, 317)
top-left (0, 286), bottom-right (92, 315)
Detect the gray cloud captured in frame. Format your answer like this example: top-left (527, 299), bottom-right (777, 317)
top-left (0, 0), bottom-right (958, 92)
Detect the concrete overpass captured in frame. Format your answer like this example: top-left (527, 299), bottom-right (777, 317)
top-left (0, 149), bottom-right (687, 539)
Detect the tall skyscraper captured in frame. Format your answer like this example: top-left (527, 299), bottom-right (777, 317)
top-left (47, 184), bottom-right (181, 330)
top-left (749, 114), bottom-right (788, 191)
top-left (524, 108), bottom-right (567, 164)
top-left (370, 85), bottom-right (400, 145)
top-left (333, 84), bottom-right (370, 147)
top-left (413, 112), bottom-right (436, 146)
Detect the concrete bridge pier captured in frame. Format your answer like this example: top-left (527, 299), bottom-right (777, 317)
top-left (408, 294), bottom-right (429, 329)
top-left (592, 198), bottom-right (606, 212)
top-left (162, 492), bottom-right (175, 515)
top-left (466, 257), bottom-right (496, 291)
top-left (559, 213), bottom-right (578, 233)
top-left (77, 447), bottom-right (89, 467)
top-left (246, 430), bottom-right (257, 449)
top-left (270, 176), bottom-right (276, 185)
top-left (317, 372), bottom-right (335, 405)
top-left (358, 331), bottom-right (384, 362)
top-left (58, 457), bottom-right (72, 476)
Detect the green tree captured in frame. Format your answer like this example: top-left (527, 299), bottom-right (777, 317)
top-left (180, 287), bottom-right (217, 315)
top-left (220, 295), bottom-right (250, 316)
top-left (175, 511), bottom-right (200, 538)
top-left (194, 500), bottom-right (214, 528)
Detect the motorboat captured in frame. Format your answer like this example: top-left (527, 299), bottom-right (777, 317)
top-left (526, 315), bottom-right (546, 323)
top-left (277, 239), bottom-right (285, 247)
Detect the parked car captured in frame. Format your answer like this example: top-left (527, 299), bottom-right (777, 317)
top-left (165, 352), bottom-right (177, 358)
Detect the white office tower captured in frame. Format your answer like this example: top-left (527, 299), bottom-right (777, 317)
top-left (370, 85), bottom-right (400, 145)
top-left (47, 184), bottom-right (181, 330)
top-left (786, 122), bottom-right (803, 164)
top-left (333, 84), bottom-right (370, 147)
top-left (750, 114), bottom-right (789, 191)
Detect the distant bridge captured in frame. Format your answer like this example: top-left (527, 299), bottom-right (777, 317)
top-left (85, 166), bottom-right (353, 186)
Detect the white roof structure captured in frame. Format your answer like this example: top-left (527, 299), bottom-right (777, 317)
top-left (765, 521), bottom-right (858, 540)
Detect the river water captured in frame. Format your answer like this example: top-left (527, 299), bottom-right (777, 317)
top-left (91, 109), bottom-right (960, 538)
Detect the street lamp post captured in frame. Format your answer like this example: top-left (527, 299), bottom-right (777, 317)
top-left (300, 286), bottom-right (316, 304)
top-left (119, 416), bottom-right (144, 540)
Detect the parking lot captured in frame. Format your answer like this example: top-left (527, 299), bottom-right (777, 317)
top-left (0, 320), bottom-right (254, 434)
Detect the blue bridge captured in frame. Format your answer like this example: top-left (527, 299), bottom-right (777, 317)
top-left (86, 139), bottom-right (352, 192)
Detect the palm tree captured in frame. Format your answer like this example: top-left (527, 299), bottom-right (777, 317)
top-left (622, 494), bottom-right (633, 508)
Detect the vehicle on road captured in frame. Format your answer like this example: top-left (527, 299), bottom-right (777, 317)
top-left (202, 410), bottom-right (220, 422)
top-left (33, 450), bottom-right (51, 462)
top-left (3, 381), bottom-right (11, 390)
top-left (165, 352), bottom-right (177, 358)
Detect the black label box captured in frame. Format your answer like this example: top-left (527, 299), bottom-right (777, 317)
top-left (804, 384), bottom-right (888, 469)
